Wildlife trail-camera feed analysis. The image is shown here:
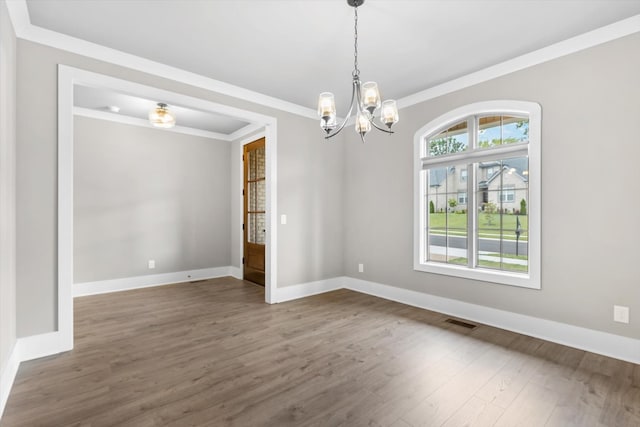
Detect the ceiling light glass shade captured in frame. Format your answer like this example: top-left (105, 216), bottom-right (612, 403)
top-left (318, 92), bottom-right (338, 133)
top-left (356, 113), bottom-right (372, 135)
top-left (318, 92), bottom-right (336, 117)
top-left (321, 113), bottom-right (338, 133)
top-left (381, 100), bottom-right (399, 128)
top-left (361, 82), bottom-right (381, 113)
top-left (149, 103), bottom-right (176, 128)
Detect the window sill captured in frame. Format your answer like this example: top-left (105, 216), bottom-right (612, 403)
top-left (414, 261), bottom-right (540, 289)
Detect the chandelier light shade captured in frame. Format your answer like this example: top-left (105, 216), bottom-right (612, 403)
top-left (149, 102), bottom-right (176, 129)
top-left (317, 0), bottom-right (399, 142)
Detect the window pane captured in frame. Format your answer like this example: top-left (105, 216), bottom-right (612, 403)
top-left (428, 121), bottom-right (468, 156)
top-left (248, 213), bottom-right (266, 244)
top-left (426, 163), bottom-right (468, 264)
top-left (476, 158), bottom-right (529, 273)
top-left (248, 179), bottom-right (266, 212)
top-left (478, 116), bottom-right (528, 148)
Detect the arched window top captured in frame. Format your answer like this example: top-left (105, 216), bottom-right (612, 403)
top-left (413, 100), bottom-right (541, 289)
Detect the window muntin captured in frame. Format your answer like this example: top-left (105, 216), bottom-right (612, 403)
top-left (415, 101), bottom-right (540, 289)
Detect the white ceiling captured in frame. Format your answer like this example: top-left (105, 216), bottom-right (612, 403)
top-left (74, 85), bottom-right (250, 135)
top-left (27, 0), bottom-right (640, 119)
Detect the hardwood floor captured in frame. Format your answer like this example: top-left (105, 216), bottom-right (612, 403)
top-left (2, 277), bottom-right (639, 426)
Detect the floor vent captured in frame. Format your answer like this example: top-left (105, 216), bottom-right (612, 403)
top-left (189, 279), bottom-right (207, 283)
top-left (445, 318), bottom-right (478, 329)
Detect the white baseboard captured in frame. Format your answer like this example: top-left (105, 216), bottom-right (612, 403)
top-left (15, 331), bottom-right (69, 362)
top-left (344, 277), bottom-right (640, 365)
top-left (74, 266), bottom-right (234, 297)
top-left (273, 276), bottom-right (345, 303)
top-left (229, 266), bottom-right (242, 280)
top-left (0, 343), bottom-right (20, 420)
top-left (6, 273), bottom-right (636, 424)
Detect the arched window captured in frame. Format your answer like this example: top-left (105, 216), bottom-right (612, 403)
top-left (414, 101), bottom-right (541, 289)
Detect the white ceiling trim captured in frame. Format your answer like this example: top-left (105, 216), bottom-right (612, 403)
top-left (73, 107), bottom-right (233, 141)
top-left (5, 0), bottom-right (317, 120)
top-left (398, 13), bottom-right (640, 109)
top-left (228, 122), bottom-right (267, 142)
top-left (6, 1), bottom-right (640, 117)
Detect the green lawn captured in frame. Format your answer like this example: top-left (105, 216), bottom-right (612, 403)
top-left (428, 212), bottom-right (528, 241)
top-left (449, 257), bottom-right (528, 272)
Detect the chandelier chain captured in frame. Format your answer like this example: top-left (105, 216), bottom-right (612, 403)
top-left (352, 6), bottom-right (359, 78)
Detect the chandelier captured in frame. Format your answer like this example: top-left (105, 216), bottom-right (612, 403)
top-left (149, 103), bottom-right (176, 129)
top-left (317, 0), bottom-right (399, 142)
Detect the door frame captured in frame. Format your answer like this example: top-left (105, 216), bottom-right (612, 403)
top-left (57, 65), bottom-right (279, 355)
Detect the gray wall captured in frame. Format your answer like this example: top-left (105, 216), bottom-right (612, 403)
top-left (344, 33), bottom-right (640, 339)
top-left (0, 0), bottom-right (17, 377)
top-left (74, 116), bottom-right (230, 283)
top-left (16, 39), bottom-right (345, 337)
top-left (229, 127), bottom-right (346, 281)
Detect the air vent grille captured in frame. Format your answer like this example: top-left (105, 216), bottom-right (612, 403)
top-left (445, 318), bottom-right (477, 329)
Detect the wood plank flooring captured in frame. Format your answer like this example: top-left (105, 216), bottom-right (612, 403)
top-left (2, 277), bottom-right (639, 426)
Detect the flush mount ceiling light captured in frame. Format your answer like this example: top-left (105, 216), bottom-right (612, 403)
top-left (148, 102), bottom-right (176, 129)
top-left (317, 0), bottom-right (399, 143)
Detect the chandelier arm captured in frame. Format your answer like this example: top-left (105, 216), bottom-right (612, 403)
top-left (367, 117), bottom-right (395, 134)
top-left (324, 79), bottom-right (358, 139)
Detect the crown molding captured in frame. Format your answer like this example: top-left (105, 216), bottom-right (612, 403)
top-left (397, 14), bottom-right (640, 109)
top-left (4, 0), bottom-right (317, 120)
top-left (5, 2), bottom-right (640, 130)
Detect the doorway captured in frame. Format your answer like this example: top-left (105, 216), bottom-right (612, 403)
top-left (243, 138), bottom-right (266, 286)
top-left (55, 66), bottom-right (279, 358)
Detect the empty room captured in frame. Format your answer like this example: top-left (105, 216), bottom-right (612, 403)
top-left (1, 0), bottom-right (639, 426)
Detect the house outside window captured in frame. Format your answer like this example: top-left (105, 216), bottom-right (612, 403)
top-left (413, 101), bottom-right (541, 289)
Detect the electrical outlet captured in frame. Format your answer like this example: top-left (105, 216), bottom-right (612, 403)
top-left (358, 263), bottom-right (364, 273)
top-left (148, 259), bottom-right (155, 269)
top-left (613, 305), bottom-right (629, 324)
top-left (281, 214), bottom-right (287, 225)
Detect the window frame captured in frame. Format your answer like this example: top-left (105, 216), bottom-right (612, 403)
top-left (457, 191), bottom-right (468, 205)
top-left (413, 100), bottom-right (541, 289)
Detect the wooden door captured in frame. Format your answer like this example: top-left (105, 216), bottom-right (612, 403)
top-left (243, 138), bottom-right (266, 286)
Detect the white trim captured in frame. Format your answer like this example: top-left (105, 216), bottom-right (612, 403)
top-left (14, 332), bottom-right (67, 362)
top-left (272, 277), bottom-right (345, 303)
top-left (0, 343), bottom-right (19, 420)
top-left (229, 266), bottom-right (242, 280)
top-left (4, 0), bottom-right (316, 120)
top-left (58, 65), bottom-right (279, 357)
top-left (344, 277), bottom-right (640, 365)
top-left (6, 2), bottom-right (640, 118)
top-left (58, 65), bottom-right (74, 353)
top-left (74, 266), bottom-right (235, 297)
top-left (264, 125), bottom-right (278, 304)
top-left (413, 100), bottom-right (541, 289)
top-left (398, 14), bottom-right (640, 109)
top-left (73, 107), bottom-right (233, 141)
top-left (228, 123), bottom-right (267, 142)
